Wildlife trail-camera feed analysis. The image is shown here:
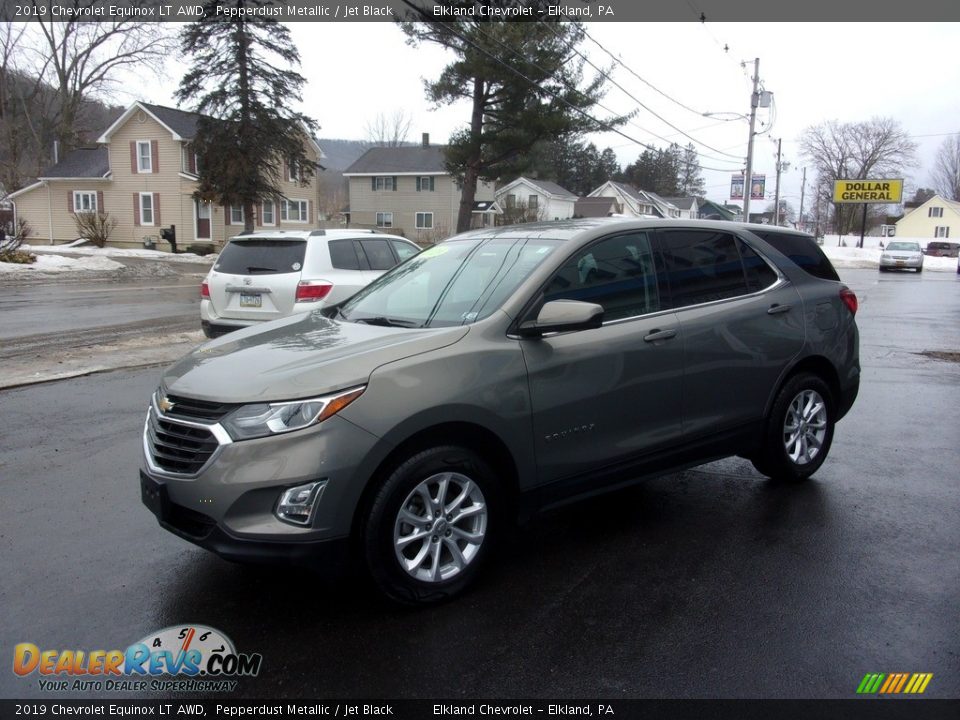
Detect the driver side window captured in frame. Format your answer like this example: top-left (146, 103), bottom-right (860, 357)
top-left (543, 232), bottom-right (661, 321)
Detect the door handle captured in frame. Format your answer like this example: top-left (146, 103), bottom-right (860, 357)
top-left (643, 328), bottom-right (677, 342)
top-left (767, 303), bottom-right (792, 315)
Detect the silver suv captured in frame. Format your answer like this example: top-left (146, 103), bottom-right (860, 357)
top-left (142, 219), bottom-right (860, 603)
top-left (200, 229), bottom-right (421, 337)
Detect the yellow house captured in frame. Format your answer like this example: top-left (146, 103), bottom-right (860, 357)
top-left (895, 194), bottom-right (959, 240)
top-left (9, 101), bottom-right (325, 250)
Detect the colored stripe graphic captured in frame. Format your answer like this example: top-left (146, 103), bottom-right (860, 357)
top-left (857, 672), bottom-right (932, 694)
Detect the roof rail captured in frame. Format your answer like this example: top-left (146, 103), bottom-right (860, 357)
top-left (309, 229), bottom-right (326, 236)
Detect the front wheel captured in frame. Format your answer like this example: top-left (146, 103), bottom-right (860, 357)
top-left (752, 373), bottom-right (835, 482)
top-left (362, 445), bottom-right (499, 604)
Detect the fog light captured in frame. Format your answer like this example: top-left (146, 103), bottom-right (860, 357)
top-left (276, 481), bottom-right (326, 526)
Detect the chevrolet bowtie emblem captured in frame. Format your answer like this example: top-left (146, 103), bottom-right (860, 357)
top-left (159, 396), bottom-right (175, 413)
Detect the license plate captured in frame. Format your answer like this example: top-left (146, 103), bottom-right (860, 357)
top-left (896, 260), bottom-right (905, 265)
top-left (240, 293), bottom-right (262, 308)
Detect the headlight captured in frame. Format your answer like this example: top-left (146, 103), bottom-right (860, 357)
top-left (221, 386), bottom-right (365, 441)
top-left (880, 253), bottom-right (890, 260)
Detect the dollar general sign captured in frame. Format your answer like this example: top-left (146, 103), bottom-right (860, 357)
top-left (833, 179), bottom-right (903, 203)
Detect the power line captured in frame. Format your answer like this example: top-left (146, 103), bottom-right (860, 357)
top-left (398, 9), bottom-right (738, 173)
top-left (479, 20), bottom-right (743, 166)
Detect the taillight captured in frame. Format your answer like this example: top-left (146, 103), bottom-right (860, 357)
top-left (201, 281), bottom-right (210, 299)
top-left (839, 287), bottom-right (858, 315)
top-left (296, 281), bottom-right (333, 303)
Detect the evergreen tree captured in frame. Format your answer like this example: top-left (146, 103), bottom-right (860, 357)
top-left (176, 5), bottom-right (318, 233)
top-left (678, 143), bottom-right (706, 196)
top-left (402, 8), bottom-right (628, 232)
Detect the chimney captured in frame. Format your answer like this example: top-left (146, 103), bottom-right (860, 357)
top-left (422, 133), bottom-right (429, 148)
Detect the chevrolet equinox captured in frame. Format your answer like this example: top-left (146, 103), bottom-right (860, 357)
top-left (141, 219), bottom-right (860, 603)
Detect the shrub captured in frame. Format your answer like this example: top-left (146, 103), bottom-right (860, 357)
top-left (0, 249), bottom-right (36, 264)
top-left (73, 212), bottom-right (118, 248)
top-left (185, 243), bottom-right (217, 256)
top-left (1, 218), bottom-right (30, 252)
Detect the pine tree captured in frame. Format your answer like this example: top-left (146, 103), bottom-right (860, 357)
top-left (176, 5), bottom-right (318, 233)
top-left (678, 143), bottom-right (706, 197)
top-left (402, 8), bottom-right (628, 232)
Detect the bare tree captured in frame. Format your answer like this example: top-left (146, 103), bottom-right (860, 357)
top-left (364, 110), bottom-right (413, 147)
top-left (931, 134), bottom-right (960, 202)
top-left (800, 118), bottom-right (917, 235)
top-left (11, 7), bottom-right (175, 169)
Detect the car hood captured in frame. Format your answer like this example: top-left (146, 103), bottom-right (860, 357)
top-left (162, 312), bottom-right (469, 403)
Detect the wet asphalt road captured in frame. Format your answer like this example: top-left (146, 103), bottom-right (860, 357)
top-left (1, 268), bottom-right (958, 700)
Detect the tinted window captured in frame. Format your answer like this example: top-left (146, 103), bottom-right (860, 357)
top-left (391, 240), bottom-right (420, 261)
top-left (738, 239), bottom-right (778, 292)
top-left (661, 230), bottom-right (747, 307)
top-left (750, 230), bottom-right (840, 282)
top-left (214, 239), bottom-right (306, 275)
top-left (544, 232), bottom-right (660, 321)
top-left (328, 239), bottom-right (361, 270)
top-left (359, 239), bottom-right (397, 271)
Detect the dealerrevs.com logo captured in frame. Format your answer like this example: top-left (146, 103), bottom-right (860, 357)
top-left (13, 625), bottom-right (262, 693)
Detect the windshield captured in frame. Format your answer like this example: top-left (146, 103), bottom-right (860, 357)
top-left (886, 242), bottom-right (920, 252)
top-left (338, 236), bottom-right (562, 328)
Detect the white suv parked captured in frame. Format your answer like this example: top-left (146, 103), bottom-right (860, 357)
top-left (201, 229), bottom-right (421, 337)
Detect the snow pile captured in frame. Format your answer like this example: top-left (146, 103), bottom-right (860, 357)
top-left (820, 241), bottom-right (958, 272)
top-left (0, 253), bottom-right (124, 273)
top-left (22, 244), bottom-right (217, 263)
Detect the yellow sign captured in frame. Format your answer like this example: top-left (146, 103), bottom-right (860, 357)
top-left (833, 179), bottom-right (903, 204)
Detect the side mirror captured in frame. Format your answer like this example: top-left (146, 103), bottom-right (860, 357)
top-left (518, 300), bottom-right (604, 338)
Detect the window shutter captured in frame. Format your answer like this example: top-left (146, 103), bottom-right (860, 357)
top-left (188, 149), bottom-right (196, 175)
top-left (255, 205), bottom-right (261, 227)
top-left (308, 200), bottom-right (313, 225)
top-left (416, 177), bottom-right (421, 192)
top-left (151, 140), bottom-right (159, 173)
top-left (283, 160), bottom-right (288, 182)
top-left (429, 177), bottom-right (435, 191)
top-left (372, 177), bottom-right (377, 191)
top-left (154, 193), bottom-right (161, 225)
top-left (97, 191), bottom-right (104, 212)
top-left (133, 194), bottom-right (140, 226)
top-left (225, 205), bottom-right (231, 225)
top-left (130, 142), bottom-right (137, 173)
top-left (68, 192), bottom-right (74, 213)
top-left (393, 176), bottom-right (398, 191)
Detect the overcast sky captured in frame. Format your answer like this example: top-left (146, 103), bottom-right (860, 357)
top-left (135, 21), bottom-right (960, 212)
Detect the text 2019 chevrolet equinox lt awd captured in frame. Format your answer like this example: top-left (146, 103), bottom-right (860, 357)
top-left (141, 219), bottom-right (860, 604)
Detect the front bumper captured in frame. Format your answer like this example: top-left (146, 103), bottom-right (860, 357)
top-left (879, 255), bottom-right (922, 269)
top-left (141, 471), bottom-right (350, 571)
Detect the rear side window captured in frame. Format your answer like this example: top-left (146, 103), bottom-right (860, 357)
top-left (214, 239), bottom-right (306, 275)
top-left (750, 230), bottom-right (840, 282)
top-left (328, 239), bottom-right (362, 270)
top-left (391, 240), bottom-right (420, 261)
top-left (660, 230), bottom-right (747, 307)
top-left (738, 239), bottom-right (779, 292)
top-left (359, 239), bottom-right (397, 271)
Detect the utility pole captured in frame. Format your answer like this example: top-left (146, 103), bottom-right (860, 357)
top-left (742, 57), bottom-right (760, 223)
top-left (798, 167), bottom-right (807, 232)
top-left (773, 138), bottom-right (783, 225)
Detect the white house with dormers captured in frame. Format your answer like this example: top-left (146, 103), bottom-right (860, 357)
top-left (587, 181), bottom-right (681, 219)
top-left (495, 177), bottom-right (578, 222)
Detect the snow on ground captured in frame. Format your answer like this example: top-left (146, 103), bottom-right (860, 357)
top-left (22, 244), bottom-right (216, 263)
top-left (0, 253), bottom-right (125, 274)
top-left (820, 235), bottom-right (958, 272)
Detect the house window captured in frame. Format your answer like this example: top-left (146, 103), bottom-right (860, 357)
top-left (73, 191), bottom-right (97, 214)
top-left (416, 176), bottom-right (435, 192)
top-left (262, 200), bottom-right (275, 225)
top-left (416, 212), bottom-right (433, 229)
top-left (506, 194), bottom-right (516, 209)
top-left (527, 195), bottom-right (538, 209)
top-left (287, 160), bottom-right (300, 183)
top-left (137, 141), bottom-right (152, 173)
top-left (230, 205), bottom-right (244, 224)
top-left (373, 176), bottom-right (396, 191)
top-left (929, 207), bottom-right (943, 218)
top-left (281, 199), bottom-right (308, 223)
top-left (140, 193), bottom-right (154, 226)
top-left (935, 226), bottom-right (950, 238)
top-left (376, 212), bottom-right (393, 228)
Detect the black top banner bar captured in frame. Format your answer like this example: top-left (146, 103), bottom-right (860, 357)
top-left (3, 0), bottom-right (959, 22)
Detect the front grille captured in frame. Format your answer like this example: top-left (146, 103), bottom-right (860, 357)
top-left (147, 409), bottom-right (219, 475)
top-left (162, 393), bottom-right (234, 423)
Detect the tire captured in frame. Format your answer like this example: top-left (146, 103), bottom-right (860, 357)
top-left (878, 266), bottom-right (887, 273)
top-left (752, 373), bottom-right (835, 482)
top-left (917, 266), bottom-right (923, 273)
top-left (362, 445), bottom-right (499, 605)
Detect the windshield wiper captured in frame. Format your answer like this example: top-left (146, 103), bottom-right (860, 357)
top-left (246, 266), bottom-right (277, 273)
top-left (353, 316), bottom-right (418, 328)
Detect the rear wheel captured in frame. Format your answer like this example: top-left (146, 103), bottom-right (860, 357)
top-left (752, 373), bottom-right (835, 482)
top-left (362, 445), bottom-right (498, 604)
